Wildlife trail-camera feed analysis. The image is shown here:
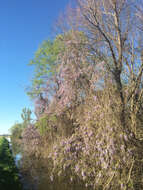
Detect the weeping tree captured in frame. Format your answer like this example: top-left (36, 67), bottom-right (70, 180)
top-left (49, 0), bottom-right (143, 189)
top-left (22, 0), bottom-right (143, 189)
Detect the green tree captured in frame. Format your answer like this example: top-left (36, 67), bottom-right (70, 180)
top-left (0, 137), bottom-right (22, 190)
top-left (10, 122), bottom-right (23, 155)
top-left (21, 107), bottom-right (32, 128)
top-left (27, 36), bottom-right (64, 99)
top-left (10, 108), bottom-right (32, 155)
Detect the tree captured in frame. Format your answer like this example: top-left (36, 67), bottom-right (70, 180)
top-left (20, 1), bottom-right (143, 189)
top-left (10, 108), bottom-right (32, 155)
top-left (48, 1), bottom-right (143, 189)
top-left (21, 107), bottom-right (32, 127)
top-left (0, 137), bottom-right (22, 190)
top-left (10, 123), bottom-right (23, 155)
top-left (27, 36), bottom-right (65, 117)
top-left (27, 37), bottom-right (65, 99)
top-left (76, 0), bottom-right (143, 137)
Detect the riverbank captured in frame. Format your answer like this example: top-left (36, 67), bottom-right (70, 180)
top-left (0, 137), bottom-right (22, 190)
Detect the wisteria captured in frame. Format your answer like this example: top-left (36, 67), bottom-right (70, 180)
top-left (11, 0), bottom-right (143, 189)
top-left (48, 91), bottom-right (135, 189)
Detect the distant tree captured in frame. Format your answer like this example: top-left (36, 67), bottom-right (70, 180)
top-left (10, 122), bottom-right (23, 155)
top-left (21, 107), bottom-right (32, 127)
top-left (10, 108), bottom-right (32, 155)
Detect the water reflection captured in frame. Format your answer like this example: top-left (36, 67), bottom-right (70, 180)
top-left (15, 153), bottom-right (22, 167)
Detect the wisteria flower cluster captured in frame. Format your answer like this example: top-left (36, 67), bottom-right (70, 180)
top-left (48, 90), bottom-right (135, 189)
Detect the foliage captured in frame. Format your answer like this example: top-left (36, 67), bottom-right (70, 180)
top-left (0, 137), bottom-right (22, 190)
top-left (14, 0), bottom-right (143, 189)
top-left (21, 107), bottom-right (32, 128)
top-left (27, 37), bottom-right (63, 117)
top-left (27, 36), bottom-right (65, 99)
top-left (10, 122), bottom-right (23, 155)
top-left (10, 107), bottom-right (32, 155)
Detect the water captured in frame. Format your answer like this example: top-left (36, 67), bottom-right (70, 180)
top-left (15, 153), bottom-right (22, 167)
top-left (14, 153), bottom-right (36, 189)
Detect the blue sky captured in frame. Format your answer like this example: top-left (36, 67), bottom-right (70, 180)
top-left (0, 0), bottom-right (69, 134)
